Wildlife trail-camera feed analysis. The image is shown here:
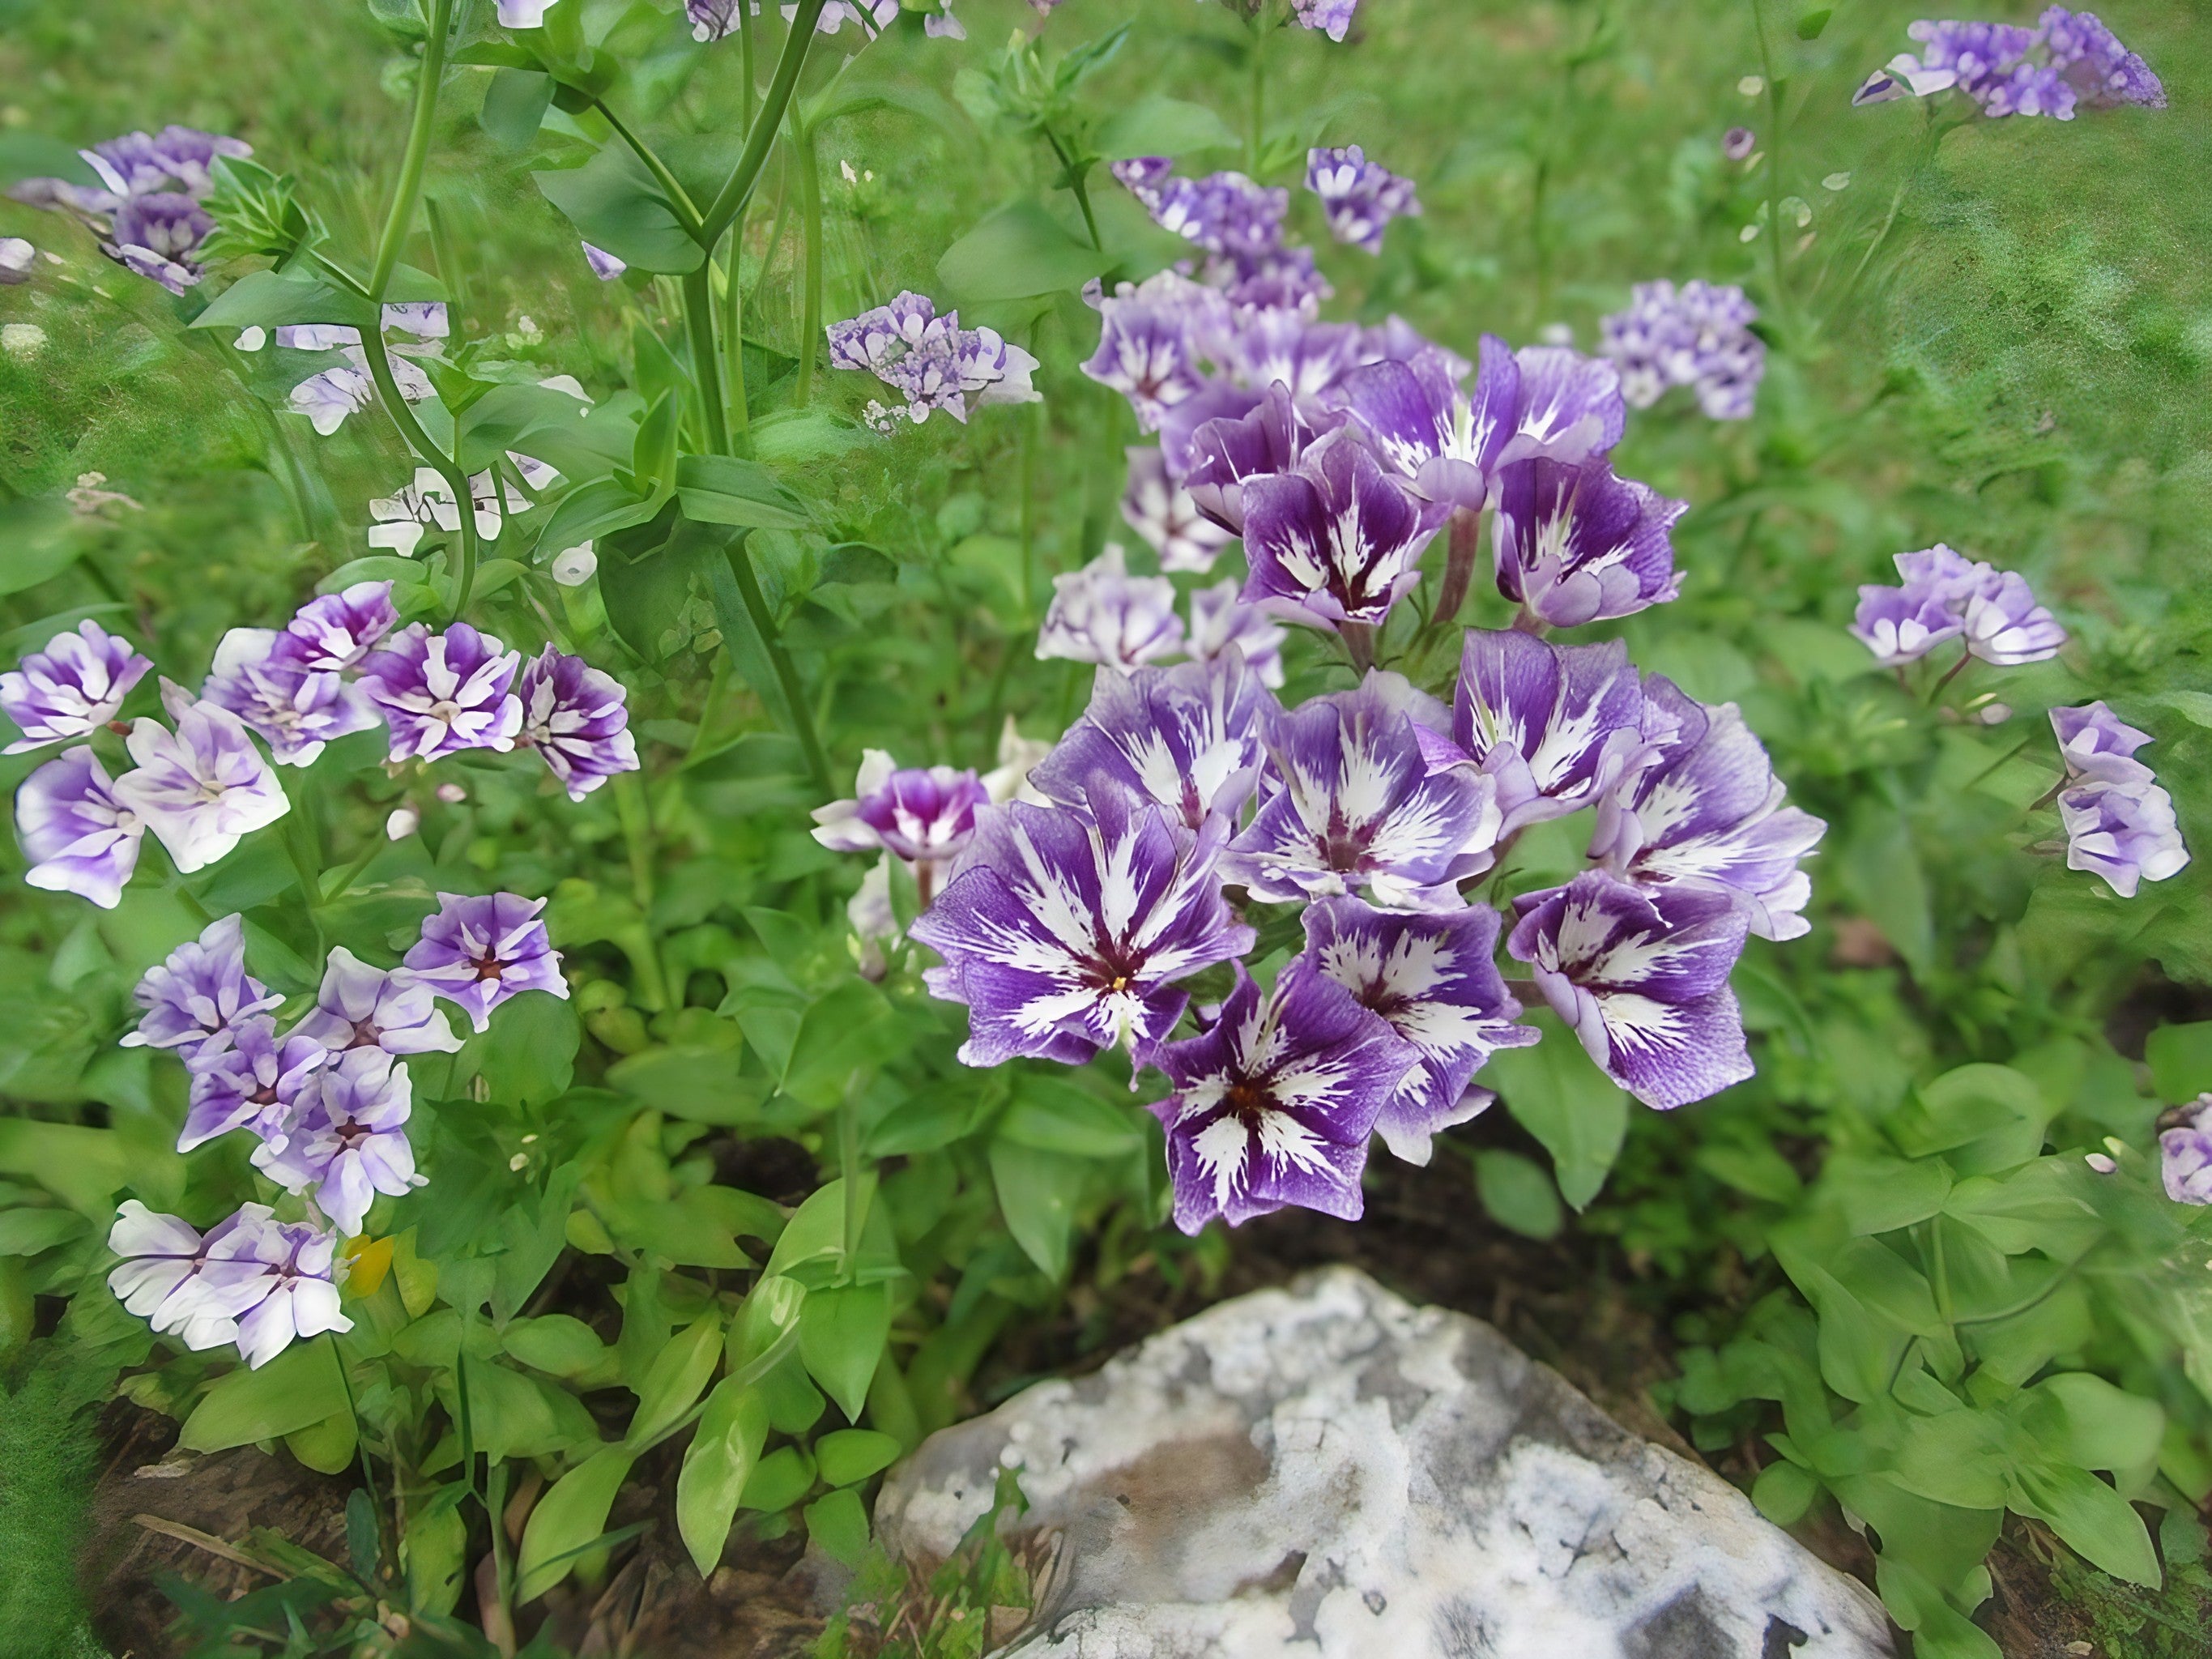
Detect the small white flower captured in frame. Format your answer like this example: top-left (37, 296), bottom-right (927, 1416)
top-left (386, 804), bottom-right (420, 840)
top-left (234, 326), bottom-right (267, 351)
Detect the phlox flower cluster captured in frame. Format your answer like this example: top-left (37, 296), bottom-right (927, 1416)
top-left (1854, 7), bottom-right (2164, 119)
top-left (1305, 146), bottom-right (1421, 254)
top-left (8, 591), bottom-right (637, 909)
top-left (1851, 544), bottom-right (2066, 669)
top-left (821, 614), bottom-right (1829, 1232)
top-left (9, 123), bottom-right (249, 293)
top-left (1599, 280), bottom-right (1767, 421)
top-left (106, 898), bottom-right (565, 1366)
top-left (825, 291), bottom-right (1042, 432)
top-left (2045, 702), bottom-right (2189, 898)
top-left (1037, 546), bottom-right (1288, 689)
top-left (2160, 1095), bottom-right (2212, 1207)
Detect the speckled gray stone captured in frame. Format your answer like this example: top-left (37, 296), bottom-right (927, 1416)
top-left (875, 1267), bottom-right (1893, 1659)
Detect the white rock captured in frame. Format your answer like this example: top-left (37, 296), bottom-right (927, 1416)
top-left (876, 1267), bottom-right (1893, 1659)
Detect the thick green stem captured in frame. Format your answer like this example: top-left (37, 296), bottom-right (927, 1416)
top-left (424, 194), bottom-right (467, 337)
top-left (370, 0), bottom-right (454, 300)
top-left (792, 119), bottom-right (823, 407)
top-left (702, 0), bottom-right (829, 241)
top-left (1042, 127), bottom-right (1101, 249)
top-left (682, 265), bottom-right (731, 454)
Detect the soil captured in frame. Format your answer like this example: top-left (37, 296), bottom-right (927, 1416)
top-left (80, 1144), bottom-right (2141, 1659)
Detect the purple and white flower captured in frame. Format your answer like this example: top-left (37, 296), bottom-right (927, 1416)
top-left (1491, 454), bottom-right (1686, 628)
top-left (2159, 1095), bottom-right (2212, 1205)
top-left (81, 126), bottom-right (251, 202)
top-left (278, 582), bottom-right (399, 673)
top-left (1417, 629), bottom-right (1652, 837)
top-left (1148, 957), bottom-right (1414, 1233)
top-left (112, 688), bottom-right (291, 873)
top-left (813, 751), bottom-right (992, 893)
top-left (1301, 896), bottom-right (1537, 1165)
top-left (1588, 676), bottom-right (1826, 941)
top-left (204, 1209), bottom-right (353, 1369)
top-left (1961, 569), bottom-right (2067, 665)
top-left (1292, 0), bottom-right (1358, 40)
top-left (1306, 146), bottom-right (1421, 253)
top-left (2049, 702), bottom-right (2154, 787)
top-left (910, 778), bottom-right (1255, 1068)
top-left (200, 629), bottom-right (381, 767)
top-left (106, 1201), bottom-right (270, 1351)
top-left (104, 192), bottom-right (213, 292)
top-left (254, 1051), bottom-right (421, 1235)
top-left (1187, 580), bottom-right (1289, 689)
top-left (121, 914), bottom-right (281, 1056)
top-left (1030, 652), bottom-right (1277, 833)
top-left (1223, 671), bottom-right (1501, 910)
top-left (1241, 429), bottom-right (1445, 631)
top-left (1222, 311), bottom-right (1366, 409)
top-left (403, 892), bottom-right (569, 1034)
top-left (179, 1017), bottom-right (329, 1152)
top-left (1037, 544), bottom-right (1186, 671)
top-left (1852, 547), bottom-right (2065, 668)
top-left (357, 624), bottom-right (524, 763)
top-left (828, 291), bottom-right (1040, 429)
top-left (2, 620), bottom-right (151, 751)
top-left (291, 946), bottom-right (462, 1058)
top-left (1850, 584), bottom-right (1963, 667)
top-left (2057, 776), bottom-right (2189, 898)
top-left (1507, 872), bottom-right (1754, 1111)
top-left (1082, 292), bottom-right (1212, 435)
top-left (1181, 383), bottom-right (1338, 532)
top-left (16, 748), bottom-right (143, 909)
top-left (514, 647), bottom-right (639, 800)
top-left (288, 348), bottom-right (433, 437)
top-left (1855, 11), bottom-right (2163, 117)
top-left (582, 240), bottom-right (629, 279)
top-left (1599, 280), bottom-right (1767, 421)
top-left (1123, 446), bottom-right (1234, 573)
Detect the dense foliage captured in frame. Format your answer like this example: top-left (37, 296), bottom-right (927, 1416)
top-left (1, 2), bottom-right (2209, 1656)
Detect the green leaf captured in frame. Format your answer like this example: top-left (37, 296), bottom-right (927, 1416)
top-left (816, 1428), bottom-right (901, 1487)
top-left (1485, 1014), bottom-right (1630, 1209)
top-left (2147, 1022), bottom-right (2212, 1102)
top-left (191, 269), bottom-right (377, 331)
top-left (454, 382), bottom-right (605, 474)
top-left (533, 476), bottom-right (659, 562)
top-left (937, 201), bottom-right (1106, 301)
top-left (475, 991), bottom-right (580, 1107)
top-left (728, 1275), bottom-right (808, 1378)
top-left (536, 146), bottom-right (701, 275)
top-left (1891, 1064), bottom-right (2049, 1173)
top-left (403, 1493), bottom-right (468, 1616)
top-left (180, 1341), bottom-right (350, 1452)
top-left (2152, 690), bottom-right (2212, 729)
top-left (1751, 1460), bottom-right (1818, 1525)
top-left (0, 1120), bottom-right (134, 1218)
top-left (1795, 6), bottom-right (1834, 41)
top-left (0, 133), bottom-right (100, 190)
top-left (481, 67), bottom-right (553, 149)
top-left (0, 497), bottom-right (83, 599)
top-left (1475, 1150), bottom-right (1565, 1240)
top-left (2007, 1460), bottom-right (2160, 1586)
top-left (628, 1313), bottom-right (724, 1447)
top-left (739, 1444), bottom-right (815, 1512)
top-left (607, 1044), bottom-right (762, 1127)
top-left (1839, 804), bottom-right (1933, 975)
top-left (676, 454), bottom-right (813, 531)
top-left (798, 1283), bottom-right (890, 1422)
top-left (781, 979), bottom-right (906, 1108)
top-left (1695, 1141), bottom-right (1803, 1205)
top-left (998, 1075), bottom-right (1144, 1158)
top-left (502, 1315), bottom-right (612, 1381)
top-left (515, 1444), bottom-right (638, 1601)
top-left (1824, 1154), bottom-right (1951, 1236)
top-left (1944, 1158), bottom-right (2103, 1260)
top-left (1093, 96), bottom-right (1238, 160)
top-left (989, 1138), bottom-right (1087, 1278)
top-left (2015, 1374), bottom-right (2164, 1473)
top-left (804, 1488), bottom-right (871, 1567)
top-left (0, 1207), bottom-right (87, 1256)
top-left (676, 1378), bottom-right (769, 1576)
top-left (1891, 1407), bottom-right (2015, 1511)
top-left (439, 1359), bottom-right (600, 1461)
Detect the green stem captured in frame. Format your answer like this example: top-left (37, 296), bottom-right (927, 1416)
top-left (722, 228), bottom-right (751, 447)
top-left (739, 0), bottom-right (757, 134)
top-left (838, 1072), bottom-right (865, 1282)
top-left (1246, 5), bottom-right (1270, 176)
top-left (322, 835), bottom-right (386, 905)
top-left (1042, 127), bottom-right (1101, 249)
top-left (424, 194), bottom-right (467, 339)
top-left (722, 543), bottom-right (833, 795)
top-left (593, 96), bottom-right (703, 234)
top-left (1018, 394), bottom-right (1041, 620)
top-left (1749, 0), bottom-right (1788, 322)
top-left (701, 0), bottom-right (829, 241)
top-left (328, 1337), bottom-right (386, 1582)
top-left (792, 118), bottom-right (823, 407)
top-left (369, 0), bottom-right (454, 300)
top-left (682, 265), bottom-right (731, 454)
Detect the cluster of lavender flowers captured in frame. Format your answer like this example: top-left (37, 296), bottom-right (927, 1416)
top-left (825, 291), bottom-right (1042, 432)
top-left (1854, 7), bottom-right (2163, 119)
top-left (1599, 280), bottom-right (1767, 421)
top-left (1852, 548), bottom-right (2189, 898)
top-left (9, 124), bottom-right (249, 293)
top-left (1304, 147), bottom-right (1421, 254)
top-left (8, 590), bottom-right (637, 909)
top-left (106, 898), bottom-right (565, 1367)
top-left (1037, 544), bottom-right (1288, 687)
top-left (2161, 1095), bottom-right (2212, 1207)
top-left (682, 0), bottom-right (967, 47)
